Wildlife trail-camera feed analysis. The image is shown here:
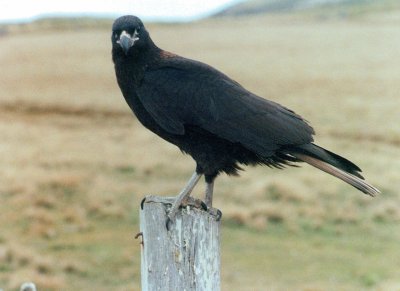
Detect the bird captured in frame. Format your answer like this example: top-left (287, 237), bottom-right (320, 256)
top-left (111, 15), bottom-right (379, 226)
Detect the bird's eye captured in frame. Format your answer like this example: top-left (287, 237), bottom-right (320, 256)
top-left (114, 32), bottom-right (119, 39)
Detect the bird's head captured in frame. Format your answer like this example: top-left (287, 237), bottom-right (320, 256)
top-left (112, 15), bottom-right (150, 56)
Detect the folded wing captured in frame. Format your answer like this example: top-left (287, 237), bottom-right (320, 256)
top-left (136, 58), bottom-right (315, 157)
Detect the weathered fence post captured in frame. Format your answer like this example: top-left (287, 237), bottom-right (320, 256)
top-left (139, 195), bottom-right (221, 291)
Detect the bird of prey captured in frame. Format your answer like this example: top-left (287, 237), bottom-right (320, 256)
top-left (111, 15), bottom-right (379, 226)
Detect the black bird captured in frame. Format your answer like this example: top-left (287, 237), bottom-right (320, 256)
top-left (111, 15), bottom-right (379, 223)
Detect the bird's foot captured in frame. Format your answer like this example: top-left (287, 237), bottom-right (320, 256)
top-left (140, 195), bottom-right (207, 210)
top-left (181, 196), bottom-right (208, 211)
top-left (140, 195), bottom-right (177, 209)
top-left (166, 196), bottom-right (208, 230)
top-left (207, 207), bottom-right (222, 221)
top-left (166, 198), bottom-right (222, 230)
top-left (141, 195), bottom-right (213, 230)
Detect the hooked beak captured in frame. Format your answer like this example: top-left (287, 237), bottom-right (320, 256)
top-left (117, 30), bottom-right (139, 55)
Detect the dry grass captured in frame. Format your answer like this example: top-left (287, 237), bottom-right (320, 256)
top-left (0, 12), bottom-right (399, 290)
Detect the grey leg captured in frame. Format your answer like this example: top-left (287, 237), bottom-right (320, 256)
top-left (205, 181), bottom-right (214, 207)
top-left (167, 172), bottom-right (202, 223)
top-left (205, 180), bottom-right (222, 221)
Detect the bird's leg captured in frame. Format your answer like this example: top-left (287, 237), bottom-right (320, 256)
top-left (205, 181), bottom-right (214, 208)
top-left (166, 172), bottom-right (202, 228)
top-left (204, 175), bottom-right (222, 221)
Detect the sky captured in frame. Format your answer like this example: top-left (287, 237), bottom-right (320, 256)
top-left (0, 0), bottom-right (242, 23)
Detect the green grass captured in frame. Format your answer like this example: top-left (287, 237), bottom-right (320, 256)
top-left (222, 222), bottom-right (400, 290)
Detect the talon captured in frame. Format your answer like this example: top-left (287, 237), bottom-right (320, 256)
top-left (166, 217), bottom-right (172, 231)
top-left (200, 201), bottom-right (208, 211)
top-left (207, 207), bottom-right (222, 221)
top-left (182, 196), bottom-right (208, 211)
top-left (216, 209), bottom-right (222, 221)
top-left (140, 197), bottom-right (146, 209)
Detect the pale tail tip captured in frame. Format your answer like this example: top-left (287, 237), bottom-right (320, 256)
top-left (365, 184), bottom-right (380, 197)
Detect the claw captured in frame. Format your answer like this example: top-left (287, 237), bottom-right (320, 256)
top-left (166, 217), bottom-right (172, 231)
top-left (216, 209), bottom-right (222, 221)
top-left (182, 196), bottom-right (208, 211)
top-left (206, 207), bottom-right (222, 221)
top-left (165, 198), bottom-right (208, 231)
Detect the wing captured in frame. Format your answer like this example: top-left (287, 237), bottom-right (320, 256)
top-left (136, 58), bottom-right (314, 156)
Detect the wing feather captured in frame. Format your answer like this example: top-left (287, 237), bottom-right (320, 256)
top-left (136, 59), bottom-right (314, 156)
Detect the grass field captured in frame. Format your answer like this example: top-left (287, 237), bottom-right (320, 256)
top-left (0, 12), bottom-right (400, 290)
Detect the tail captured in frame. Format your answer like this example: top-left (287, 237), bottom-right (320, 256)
top-left (289, 143), bottom-right (380, 197)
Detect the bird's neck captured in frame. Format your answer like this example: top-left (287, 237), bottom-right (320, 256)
top-left (113, 43), bottom-right (162, 86)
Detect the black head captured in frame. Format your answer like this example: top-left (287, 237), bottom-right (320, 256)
top-left (112, 15), bottom-right (152, 56)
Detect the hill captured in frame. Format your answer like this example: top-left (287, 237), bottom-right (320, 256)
top-left (215, 0), bottom-right (400, 18)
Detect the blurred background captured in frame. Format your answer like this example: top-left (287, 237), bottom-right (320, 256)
top-left (0, 0), bottom-right (399, 290)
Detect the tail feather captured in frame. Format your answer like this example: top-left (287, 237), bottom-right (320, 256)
top-left (293, 152), bottom-right (380, 197)
top-left (293, 143), bottom-right (364, 179)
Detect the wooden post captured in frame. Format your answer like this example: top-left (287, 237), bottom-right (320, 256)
top-left (140, 195), bottom-right (221, 291)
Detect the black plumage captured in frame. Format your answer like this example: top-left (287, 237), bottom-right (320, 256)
top-left (111, 15), bottom-right (379, 220)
